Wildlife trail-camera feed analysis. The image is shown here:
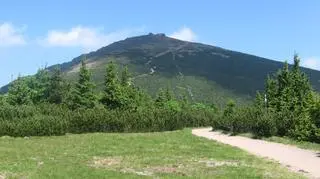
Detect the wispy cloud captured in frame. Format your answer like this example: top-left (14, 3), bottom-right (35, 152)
top-left (301, 57), bottom-right (320, 70)
top-left (169, 26), bottom-right (197, 42)
top-left (40, 26), bottom-right (146, 51)
top-left (0, 23), bottom-right (26, 47)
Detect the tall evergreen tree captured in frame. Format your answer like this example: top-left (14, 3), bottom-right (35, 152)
top-left (265, 75), bottom-right (277, 108)
top-left (262, 54), bottom-right (315, 137)
top-left (290, 54), bottom-right (313, 113)
top-left (277, 61), bottom-right (290, 93)
top-left (7, 76), bottom-right (32, 105)
top-left (165, 86), bottom-right (174, 101)
top-left (155, 88), bottom-right (166, 105)
top-left (292, 53), bottom-right (300, 72)
top-left (32, 68), bottom-right (50, 104)
top-left (155, 86), bottom-right (176, 108)
top-left (68, 60), bottom-right (96, 109)
top-left (254, 91), bottom-right (265, 108)
top-left (224, 99), bottom-right (236, 117)
top-left (47, 67), bottom-right (65, 104)
top-left (101, 61), bottom-right (122, 109)
top-left (121, 65), bottom-right (131, 87)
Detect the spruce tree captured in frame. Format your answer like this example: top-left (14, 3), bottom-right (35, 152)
top-left (224, 99), bottom-right (236, 117)
top-left (7, 76), bottom-right (32, 105)
top-left (254, 91), bottom-right (265, 108)
top-left (265, 75), bottom-right (277, 108)
top-left (32, 68), bottom-right (50, 103)
top-left (261, 54), bottom-right (315, 137)
top-left (121, 65), bottom-right (131, 87)
top-left (101, 61), bottom-right (122, 109)
top-left (47, 67), bottom-right (65, 104)
top-left (69, 60), bottom-right (96, 109)
top-left (155, 88), bottom-right (167, 105)
top-left (290, 54), bottom-right (313, 113)
top-left (165, 86), bottom-right (174, 101)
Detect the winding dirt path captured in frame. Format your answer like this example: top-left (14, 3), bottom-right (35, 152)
top-left (192, 128), bottom-right (320, 179)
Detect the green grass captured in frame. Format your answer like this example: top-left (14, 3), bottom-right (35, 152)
top-left (0, 129), bottom-right (304, 179)
top-left (239, 133), bottom-right (320, 151)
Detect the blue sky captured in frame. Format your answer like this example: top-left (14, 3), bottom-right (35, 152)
top-left (0, 0), bottom-right (319, 86)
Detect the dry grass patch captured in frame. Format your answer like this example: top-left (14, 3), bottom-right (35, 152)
top-left (198, 159), bottom-right (242, 167)
top-left (89, 156), bottom-right (254, 177)
top-left (90, 156), bottom-right (122, 168)
top-left (148, 166), bottom-right (178, 173)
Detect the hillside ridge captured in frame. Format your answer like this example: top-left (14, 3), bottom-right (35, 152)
top-left (2, 33), bottom-right (320, 105)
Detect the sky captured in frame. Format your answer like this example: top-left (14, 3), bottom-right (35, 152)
top-left (0, 0), bottom-right (319, 86)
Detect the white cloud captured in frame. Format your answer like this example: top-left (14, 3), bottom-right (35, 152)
top-left (41, 26), bottom-right (145, 51)
top-left (301, 57), bottom-right (320, 70)
top-left (0, 23), bottom-right (26, 47)
top-left (169, 27), bottom-right (197, 42)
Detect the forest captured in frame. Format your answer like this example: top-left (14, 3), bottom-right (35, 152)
top-left (0, 54), bottom-right (319, 143)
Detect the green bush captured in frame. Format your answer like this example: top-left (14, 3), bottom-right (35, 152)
top-left (288, 114), bottom-right (318, 141)
top-left (0, 103), bottom-right (215, 137)
top-left (212, 106), bottom-right (277, 137)
top-left (252, 110), bottom-right (277, 137)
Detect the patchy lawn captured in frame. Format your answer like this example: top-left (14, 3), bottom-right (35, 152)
top-left (0, 129), bottom-right (304, 178)
top-left (239, 133), bottom-right (320, 152)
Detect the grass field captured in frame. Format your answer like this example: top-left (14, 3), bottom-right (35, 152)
top-left (238, 133), bottom-right (320, 152)
top-left (0, 129), bottom-right (304, 179)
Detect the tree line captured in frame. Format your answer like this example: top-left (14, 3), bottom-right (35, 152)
top-left (0, 59), bottom-right (215, 137)
top-left (213, 54), bottom-right (320, 142)
top-left (1, 54), bottom-right (320, 143)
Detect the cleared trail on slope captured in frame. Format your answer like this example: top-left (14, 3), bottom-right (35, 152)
top-left (192, 128), bottom-right (320, 179)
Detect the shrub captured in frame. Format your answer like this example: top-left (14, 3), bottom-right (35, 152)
top-left (288, 114), bottom-right (317, 141)
top-left (0, 103), bottom-right (216, 137)
top-left (252, 110), bottom-right (277, 137)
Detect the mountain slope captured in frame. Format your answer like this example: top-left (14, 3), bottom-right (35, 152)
top-left (2, 33), bottom-right (320, 105)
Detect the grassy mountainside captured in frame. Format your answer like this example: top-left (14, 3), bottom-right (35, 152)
top-left (2, 33), bottom-right (320, 105)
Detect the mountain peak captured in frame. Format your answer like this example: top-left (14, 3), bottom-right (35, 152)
top-left (147, 32), bottom-right (166, 37)
top-left (2, 33), bottom-right (320, 104)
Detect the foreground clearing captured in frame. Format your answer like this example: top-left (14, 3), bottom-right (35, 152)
top-left (241, 133), bottom-right (320, 152)
top-left (0, 129), bottom-right (303, 178)
top-left (192, 128), bottom-right (320, 178)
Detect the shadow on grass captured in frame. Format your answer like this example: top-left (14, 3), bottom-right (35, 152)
top-left (212, 129), bottom-right (264, 139)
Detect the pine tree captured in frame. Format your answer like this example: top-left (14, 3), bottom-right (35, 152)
top-left (155, 88), bottom-right (166, 105)
top-left (265, 75), bottom-right (277, 108)
top-left (276, 61), bottom-right (293, 112)
top-left (277, 61), bottom-right (290, 93)
top-left (224, 99), bottom-right (236, 117)
top-left (292, 53), bottom-right (300, 73)
top-left (155, 86), bottom-right (178, 110)
top-left (101, 61), bottom-right (122, 109)
top-left (261, 54), bottom-right (315, 137)
top-left (121, 65), bottom-right (131, 87)
top-left (47, 67), bottom-right (65, 104)
top-left (254, 91), bottom-right (265, 108)
top-left (32, 68), bottom-right (50, 103)
top-left (69, 60), bottom-right (96, 109)
top-left (181, 93), bottom-right (189, 108)
top-left (7, 76), bottom-right (32, 105)
top-left (290, 54), bottom-right (313, 113)
top-left (165, 86), bottom-right (174, 101)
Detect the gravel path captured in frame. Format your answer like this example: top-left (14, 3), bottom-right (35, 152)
top-left (192, 128), bottom-right (320, 179)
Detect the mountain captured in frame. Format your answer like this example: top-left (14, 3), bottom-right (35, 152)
top-left (2, 33), bottom-right (320, 106)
